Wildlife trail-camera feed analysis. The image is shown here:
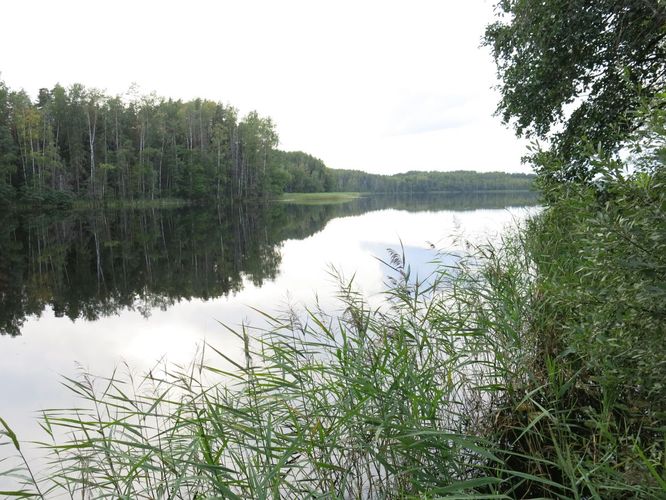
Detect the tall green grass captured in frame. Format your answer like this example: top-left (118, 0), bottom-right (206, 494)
top-left (0, 233), bottom-right (529, 498)
top-left (2, 171), bottom-right (665, 497)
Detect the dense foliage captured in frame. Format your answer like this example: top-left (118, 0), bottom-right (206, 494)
top-left (483, 0), bottom-right (666, 495)
top-left (491, 123), bottom-right (666, 496)
top-left (0, 81), bottom-right (279, 204)
top-left (485, 0), bottom-right (666, 179)
top-left (272, 150), bottom-right (335, 193)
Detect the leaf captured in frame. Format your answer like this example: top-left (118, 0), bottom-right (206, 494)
top-left (0, 417), bottom-right (20, 451)
top-left (0, 492), bottom-right (38, 498)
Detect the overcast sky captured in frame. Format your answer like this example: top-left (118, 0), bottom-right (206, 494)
top-left (0, 0), bottom-right (530, 175)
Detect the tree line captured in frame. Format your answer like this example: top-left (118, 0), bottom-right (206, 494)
top-left (329, 168), bottom-right (534, 193)
top-left (0, 81), bottom-right (279, 205)
top-left (0, 79), bottom-right (534, 206)
top-left (275, 150), bottom-right (534, 193)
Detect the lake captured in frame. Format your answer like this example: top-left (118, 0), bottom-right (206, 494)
top-left (0, 191), bottom-right (538, 475)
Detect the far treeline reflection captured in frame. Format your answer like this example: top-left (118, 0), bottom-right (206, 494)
top-left (0, 192), bottom-right (538, 336)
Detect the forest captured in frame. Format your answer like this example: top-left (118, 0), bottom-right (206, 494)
top-left (0, 80), bottom-right (533, 206)
top-left (275, 150), bottom-right (534, 193)
top-left (0, 82), bottom-right (279, 204)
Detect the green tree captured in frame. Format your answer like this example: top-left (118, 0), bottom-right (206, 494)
top-left (0, 80), bottom-right (18, 201)
top-left (484, 0), bottom-right (666, 180)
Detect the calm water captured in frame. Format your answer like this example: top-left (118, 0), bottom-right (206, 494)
top-left (0, 192), bottom-right (538, 473)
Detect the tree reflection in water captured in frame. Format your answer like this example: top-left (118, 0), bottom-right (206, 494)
top-left (0, 191), bottom-right (538, 336)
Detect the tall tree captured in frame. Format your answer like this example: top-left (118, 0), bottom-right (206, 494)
top-left (84, 88), bottom-right (104, 197)
top-left (0, 80), bottom-right (17, 200)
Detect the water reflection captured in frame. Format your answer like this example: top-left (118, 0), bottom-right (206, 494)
top-left (0, 206), bottom-right (277, 336)
top-left (0, 192), bottom-right (537, 336)
top-left (0, 192), bottom-right (540, 484)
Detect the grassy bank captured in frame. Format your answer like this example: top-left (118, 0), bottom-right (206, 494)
top-left (276, 192), bottom-right (364, 205)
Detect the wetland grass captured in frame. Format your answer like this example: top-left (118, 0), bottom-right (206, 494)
top-left (277, 192), bottom-right (363, 205)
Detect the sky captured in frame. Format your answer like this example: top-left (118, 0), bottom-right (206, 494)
top-left (0, 0), bottom-right (530, 175)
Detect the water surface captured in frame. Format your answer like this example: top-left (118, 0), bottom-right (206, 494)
top-left (0, 192), bottom-right (538, 468)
